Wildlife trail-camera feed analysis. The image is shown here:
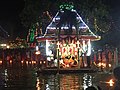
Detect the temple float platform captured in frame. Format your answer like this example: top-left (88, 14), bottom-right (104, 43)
top-left (36, 67), bottom-right (97, 75)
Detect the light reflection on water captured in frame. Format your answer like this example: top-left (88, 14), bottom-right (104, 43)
top-left (83, 74), bottom-right (92, 90)
top-left (0, 62), bottom-right (116, 90)
top-left (37, 73), bottom-right (115, 90)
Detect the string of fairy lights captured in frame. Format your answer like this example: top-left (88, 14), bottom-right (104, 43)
top-left (94, 18), bottom-right (111, 33)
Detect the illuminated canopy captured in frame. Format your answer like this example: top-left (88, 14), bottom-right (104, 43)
top-left (37, 3), bottom-right (101, 41)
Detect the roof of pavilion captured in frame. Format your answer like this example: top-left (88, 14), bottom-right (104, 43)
top-left (37, 3), bottom-right (101, 41)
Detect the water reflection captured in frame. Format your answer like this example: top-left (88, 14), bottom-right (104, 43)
top-left (36, 77), bottom-right (41, 90)
top-left (83, 74), bottom-right (92, 90)
top-left (0, 61), bottom-right (117, 90)
top-left (0, 61), bottom-right (37, 90)
top-left (4, 69), bottom-right (8, 87)
top-left (37, 73), bottom-right (115, 90)
top-left (60, 74), bottom-right (80, 90)
top-left (107, 79), bottom-right (114, 86)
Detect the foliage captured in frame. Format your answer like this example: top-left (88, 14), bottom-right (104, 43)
top-left (74, 0), bottom-right (111, 35)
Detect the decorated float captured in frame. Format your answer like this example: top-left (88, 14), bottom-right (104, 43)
top-left (29, 3), bottom-right (101, 70)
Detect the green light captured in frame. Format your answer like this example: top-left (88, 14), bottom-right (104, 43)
top-left (59, 3), bottom-right (74, 11)
top-left (30, 29), bottom-right (35, 42)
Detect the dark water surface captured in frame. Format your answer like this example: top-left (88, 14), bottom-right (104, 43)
top-left (0, 62), bottom-right (116, 90)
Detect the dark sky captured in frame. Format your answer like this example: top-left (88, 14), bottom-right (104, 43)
top-left (0, 0), bottom-right (120, 40)
top-left (0, 0), bottom-right (25, 39)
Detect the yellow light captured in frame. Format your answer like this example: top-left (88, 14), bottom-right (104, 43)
top-left (98, 62), bottom-right (102, 67)
top-left (106, 79), bottom-right (114, 86)
top-left (10, 60), bottom-right (12, 64)
top-left (7, 45), bottom-right (10, 49)
top-left (109, 64), bottom-right (112, 67)
top-left (1, 44), bottom-right (6, 46)
top-left (26, 61), bottom-right (28, 65)
top-left (32, 61), bottom-right (34, 64)
top-left (98, 62), bottom-right (106, 68)
top-left (35, 51), bottom-right (40, 55)
top-left (21, 60), bottom-right (24, 64)
top-left (34, 61), bottom-right (36, 64)
top-left (102, 63), bottom-right (106, 68)
top-left (43, 61), bottom-right (46, 64)
top-left (36, 77), bottom-right (41, 90)
top-left (0, 61), bottom-right (2, 64)
top-left (40, 61), bottom-right (42, 64)
top-left (29, 61), bottom-right (31, 64)
top-left (77, 40), bottom-right (80, 44)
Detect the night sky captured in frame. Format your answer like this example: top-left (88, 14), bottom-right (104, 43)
top-left (0, 0), bottom-right (120, 40)
top-left (0, 0), bottom-right (25, 39)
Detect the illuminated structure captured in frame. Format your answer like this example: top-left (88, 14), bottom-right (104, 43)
top-left (36, 3), bottom-right (101, 69)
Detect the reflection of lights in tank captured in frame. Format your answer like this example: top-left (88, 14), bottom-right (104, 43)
top-left (83, 74), bottom-right (92, 90)
top-left (36, 77), bottom-right (41, 90)
top-left (106, 79), bottom-right (114, 87)
top-left (4, 69), bottom-right (8, 87)
top-left (46, 84), bottom-right (50, 90)
top-left (45, 75), bottom-right (58, 90)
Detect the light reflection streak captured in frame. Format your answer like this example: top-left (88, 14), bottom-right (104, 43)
top-left (36, 77), bottom-right (41, 90)
top-left (60, 75), bottom-right (80, 90)
top-left (0, 60), bottom-right (2, 64)
top-left (106, 79), bottom-right (114, 86)
top-left (83, 74), bottom-right (92, 90)
top-left (0, 60), bottom-right (116, 90)
top-left (46, 84), bottom-right (50, 90)
top-left (4, 69), bottom-right (8, 87)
